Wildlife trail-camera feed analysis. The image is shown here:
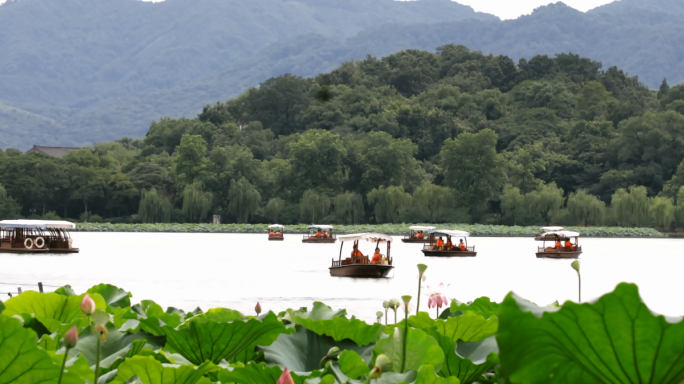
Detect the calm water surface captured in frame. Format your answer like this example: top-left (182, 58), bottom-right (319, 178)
top-left (1, 233), bottom-right (682, 322)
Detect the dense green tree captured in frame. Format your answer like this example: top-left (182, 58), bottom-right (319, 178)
top-left (69, 166), bottom-right (108, 220)
top-left (441, 129), bottom-right (503, 209)
top-left (500, 185), bottom-right (526, 226)
top-left (138, 189), bottom-right (172, 223)
top-left (650, 196), bottom-right (674, 230)
top-left (182, 182), bottom-right (213, 223)
top-left (173, 134), bottom-right (210, 187)
top-left (263, 198), bottom-right (285, 223)
top-left (354, 131), bottom-right (418, 192)
top-left (411, 182), bottom-right (453, 223)
top-left (367, 186), bottom-right (412, 223)
top-left (300, 189), bottom-right (331, 224)
top-left (0, 183), bottom-right (20, 219)
top-left (566, 189), bottom-right (605, 227)
top-left (527, 182), bottom-right (564, 225)
top-left (105, 173), bottom-right (139, 217)
top-left (334, 192), bottom-right (364, 224)
top-left (227, 178), bottom-right (261, 223)
top-left (611, 186), bottom-right (651, 227)
top-left (289, 130), bottom-right (346, 195)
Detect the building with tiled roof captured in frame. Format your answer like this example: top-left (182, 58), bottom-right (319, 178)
top-left (26, 145), bottom-right (82, 158)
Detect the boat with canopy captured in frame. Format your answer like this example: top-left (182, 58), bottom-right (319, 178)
top-left (422, 229), bottom-right (476, 257)
top-left (330, 233), bottom-right (394, 277)
top-left (534, 226), bottom-right (564, 240)
top-left (302, 225), bottom-right (336, 243)
top-left (536, 229), bottom-right (582, 258)
top-left (267, 224), bottom-right (284, 241)
top-left (0, 220), bottom-right (79, 253)
top-left (401, 225), bottom-right (436, 243)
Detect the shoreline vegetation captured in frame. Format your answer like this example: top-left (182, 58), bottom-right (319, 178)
top-left (73, 223), bottom-right (665, 237)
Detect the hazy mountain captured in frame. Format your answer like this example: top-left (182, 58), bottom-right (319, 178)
top-left (2, 0), bottom-right (684, 148)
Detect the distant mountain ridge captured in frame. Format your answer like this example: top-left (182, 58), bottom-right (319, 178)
top-left (1, 0), bottom-right (684, 148)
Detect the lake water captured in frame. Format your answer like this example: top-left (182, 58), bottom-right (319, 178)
top-left (1, 233), bottom-right (682, 322)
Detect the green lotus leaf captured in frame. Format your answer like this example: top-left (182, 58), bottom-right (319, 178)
top-left (87, 283), bottom-right (132, 308)
top-left (405, 364), bottom-right (461, 384)
top-left (132, 300), bottom-right (184, 328)
top-left (0, 300), bottom-right (5, 314)
top-left (38, 333), bottom-right (59, 351)
top-left (47, 352), bottom-right (94, 383)
top-left (388, 311), bottom-right (497, 343)
top-left (54, 285), bottom-right (77, 297)
top-left (283, 301), bottom-right (347, 323)
top-left (328, 363), bottom-right (417, 384)
top-left (160, 312), bottom-right (289, 365)
top-left (3, 291), bottom-right (106, 333)
top-left (497, 283), bottom-right (684, 384)
top-left (193, 307), bottom-right (245, 323)
top-left (294, 316), bottom-right (384, 346)
top-left (440, 298), bottom-right (499, 319)
top-left (338, 350), bottom-right (370, 379)
top-left (0, 315), bottom-right (81, 384)
top-left (65, 323), bottom-right (164, 370)
top-left (110, 356), bottom-right (218, 384)
top-left (260, 325), bottom-right (374, 373)
top-left (427, 329), bottom-right (498, 384)
top-left (372, 327), bottom-right (444, 374)
top-left (219, 362), bottom-right (327, 384)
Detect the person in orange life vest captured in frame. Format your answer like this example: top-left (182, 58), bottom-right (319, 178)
top-left (372, 247), bottom-right (382, 263)
top-left (554, 236), bottom-right (561, 251)
top-left (416, 231), bottom-right (424, 239)
top-left (323, 231), bottom-right (328, 238)
top-left (445, 237), bottom-right (454, 249)
top-left (565, 239), bottom-right (573, 250)
top-left (269, 231), bottom-right (275, 237)
top-left (458, 239), bottom-right (466, 251)
top-left (436, 237), bottom-right (445, 249)
top-left (351, 243), bottom-right (364, 258)
top-left (316, 230), bottom-right (322, 238)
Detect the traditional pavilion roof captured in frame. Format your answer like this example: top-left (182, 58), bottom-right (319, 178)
top-left (27, 145), bottom-right (81, 158)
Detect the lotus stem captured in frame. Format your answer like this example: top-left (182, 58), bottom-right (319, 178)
top-left (578, 272), bottom-right (582, 303)
top-left (416, 276), bottom-right (422, 314)
top-left (94, 336), bottom-right (101, 384)
top-left (384, 308), bottom-right (388, 325)
top-left (401, 307), bottom-right (408, 373)
top-left (57, 348), bottom-right (70, 384)
top-left (436, 306), bottom-right (439, 319)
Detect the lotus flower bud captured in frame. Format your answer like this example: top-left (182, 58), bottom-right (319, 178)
top-left (81, 294), bottom-right (96, 316)
top-left (255, 302), bottom-right (262, 315)
top-left (64, 325), bottom-right (78, 349)
top-left (326, 346), bottom-right (341, 359)
top-left (571, 260), bottom-right (580, 272)
top-left (92, 310), bottom-right (110, 326)
top-left (417, 264), bottom-right (428, 274)
top-left (276, 368), bottom-right (295, 384)
top-left (382, 301), bottom-right (390, 309)
top-left (370, 354), bottom-right (392, 380)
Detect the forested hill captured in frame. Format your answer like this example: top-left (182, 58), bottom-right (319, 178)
top-left (2, 45), bottom-right (684, 230)
top-left (2, 0), bottom-right (684, 149)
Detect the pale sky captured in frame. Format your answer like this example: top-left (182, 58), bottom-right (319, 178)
top-left (0, 0), bottom-right (618, 20)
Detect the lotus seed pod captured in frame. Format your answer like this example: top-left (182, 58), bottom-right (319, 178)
top-left (64, 325), bottom-right (79, 349)
top-left (255, 302), bottom-right (262, 315)
top-left (571, 260), bottom-right (580, 272)
top-left (401, 295), bottom-right (412, 306)
top-left (81, 294), bottom-right (96, 316)
top-left (376, 311), bottom-right (383, 318)
top-left (417, 264), bottom-right (428, 274)
top-left (382, 301), bottom-right (390, 309)
top-left (390, 298), bottom-right (401, 309)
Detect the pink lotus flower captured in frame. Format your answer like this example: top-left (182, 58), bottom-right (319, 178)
top-left (423, 283), bottom-right (450, 309)
top-left (64, 325), bottom-right (78, 349)
top-left (81, 294), bottom-right (96, 315)
top-left (276, 368), bottom-right (295, 384)
top-left (255, 302), bottom-right (262, 315)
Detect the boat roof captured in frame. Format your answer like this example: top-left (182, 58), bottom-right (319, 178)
top-left (409, 225), bottom-right (436, 231)
top-left (429, 229), bottom-right (470, 237)
top-left (338, 233), bottom-right (393, 243)
top-left (307, 225), bottom-right (334, 230)
top-left (540, 230), bottom-right (580, 238)
top-left (540, 226), bottom-right (564, 232)
top-left (0, 220), bottom-right (76, 230)
top-left (268, 224), bottom-right (284, 228)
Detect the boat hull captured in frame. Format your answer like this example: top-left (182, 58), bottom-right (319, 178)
top-left (401, 238), bottom-right (430, 243)
top-left (329, 264), bottom-right (393, 278)
top-left (422, 250), bottom-right (477, 257)
top-left (268, 237), bottom-right (284, 241)
top-left (302, 238), bottom-right (337, 243)
top-left (536, 251), bottom-right (582, 259)
top-left (0, 248), bottom-right (79, 254)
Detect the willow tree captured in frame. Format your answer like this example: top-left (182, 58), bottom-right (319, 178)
top-left (412, 182), bottom-right (452, 223)
top-left (527, 182), bottom-right (564, 225)
top-left (264, 198), bottom-right (285, 223)
top-left (334, 192), bottom-right (364, 224)
top-left (367, 186), bottom-right (412, 223)
top-left (228, 178), bottom-right (261, 223)
top-left (182, 182), bottom-right (213, 223)
top-left (611, 186), bottom-right (650, 227)
top-left (138, 188), bottom-right (172, 223)
top-left (650, 196), bottom-right (674, 230)
top-left (300, 189), bottom-right (331, 224)
top-left (500, 185), bottom-right (526, 226)
top-left (567, 189), bottom-right (605, 227)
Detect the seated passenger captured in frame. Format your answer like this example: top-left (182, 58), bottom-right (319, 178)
top-left (555, 237), bottom-right (561, 251)
top-left (351, 244), bottom-right (363, 258)
top-left (269, 231), bottom-right (275, 237)
top-left (458, 239), bottom-right (466, 251)
top-left (436, 237), bottom-right (445, 248)
top-left (416, 232), bottom-right (424, 239)
top-left (565, 240), bottom-right (573, 251)
top-left (323, 231), bottom-right (328, 238)
top-left (445, 237), bottom-right (453, 249)
top-left (372, 248), bottom-right (382, 263)
top-left (315, 230), bottom-right (322, 238)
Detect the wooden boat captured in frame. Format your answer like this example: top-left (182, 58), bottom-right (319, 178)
top-left (536, 229), bottom-right (582, 259)
top-left (0, 220), bottom-right (80, 254)
top-left (267, 224), bottom-right (284, 241)
top-left (422, 229), bottom-right (476, 257)
top-left (330, 233), bottom-right (394, 278)
top-left (401, 225), bottom-right (436, 243)
top-left (302, 225), bottom-right (337, 243)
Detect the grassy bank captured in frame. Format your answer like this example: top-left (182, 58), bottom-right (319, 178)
top-left (73, 223), bottom-right (665, 237)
